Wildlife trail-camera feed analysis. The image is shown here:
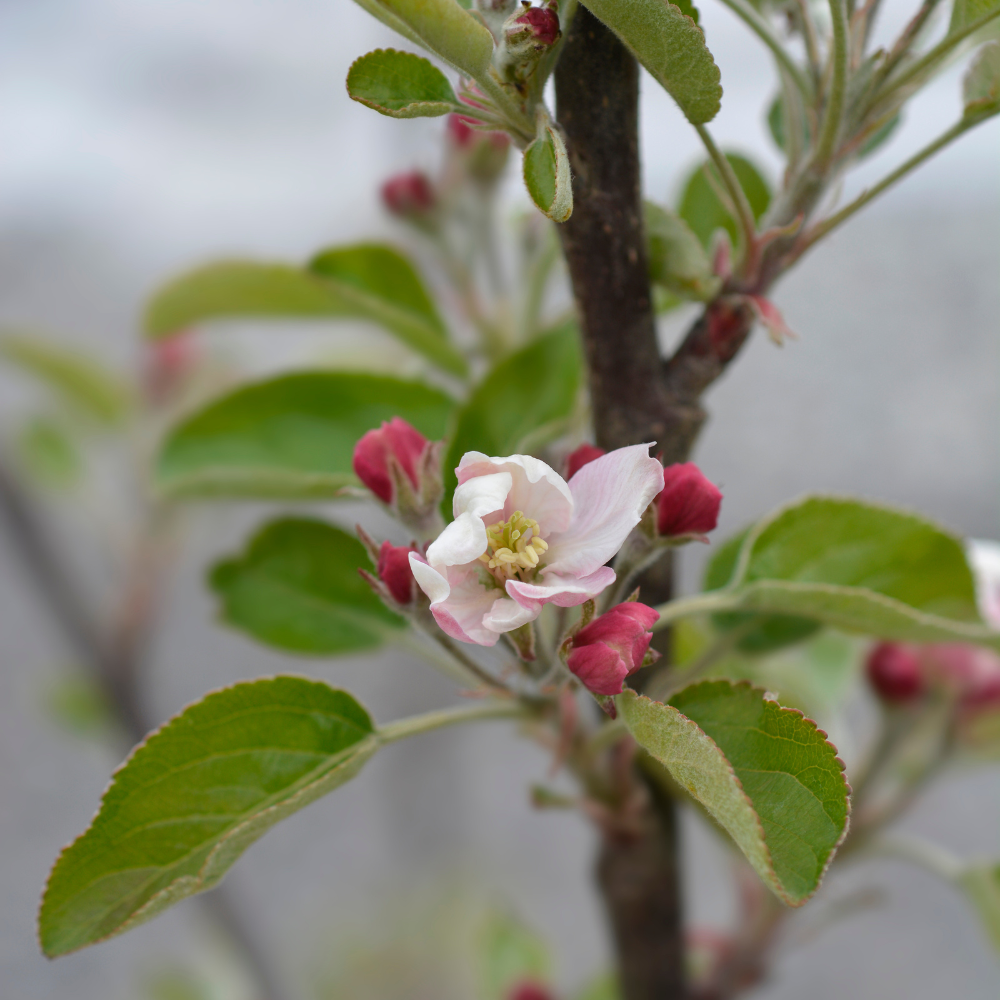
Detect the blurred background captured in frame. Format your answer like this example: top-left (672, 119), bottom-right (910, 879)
top-left (1, 0), bottom-right (998, 997)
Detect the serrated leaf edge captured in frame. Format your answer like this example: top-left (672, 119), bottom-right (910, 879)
top-left (346, 48), bottom-right (459, 119)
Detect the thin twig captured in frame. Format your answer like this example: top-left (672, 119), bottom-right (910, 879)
top-left (813, 0), bottom-right (849, 170)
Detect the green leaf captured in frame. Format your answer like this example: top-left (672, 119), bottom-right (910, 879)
top-left (959, 863), bottom-right (1000, 952)
top-left (348, 0), bottom-right (494, 78)
top-left (645, 202), bottom-right (720, 301)
top-left (210, 518), bottom-right (404, 654)
top-left (767, 92), bottom-right (811, 154)
top-left (15, 417), bottom-right (83, 490)
top-left (523, 120), bottom-right (573, 223)
top-left (479, 911), bottom-right (551, 1000)
top-left (156, 371), bottom-right (454, 499)
top-left (964, 42), bottom-right (1000, 118)
top-left (575, 973), bottom-right (622, 1000)
top-left (146, 251), bottom-right (467, 377)
top-left (347, 48), bottom-right (459, 118)
top-left (690, 496), bottom-right (1000, 649)
top-left (442, 321), bottom-right (582, 509)
top-left (39, 677), bottom-right (379, 957)
top-left (620, 680), bottom-right (850, 905)
top-left (951, 0), bottom-right (1000, 34)
top-left (579, 0), bottom-right (721, 123)
top-left (0, 333), bottom-right (131, 426)
top-left (856, 113), bottom-right (901, 158)
top-left (678, 153), bottom-right (772, 248)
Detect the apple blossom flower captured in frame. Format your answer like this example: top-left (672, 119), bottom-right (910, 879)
top-left (656, 462), bottom-right (722, 540)
top-left (567, 601), bottom-right (660, 695)
top-left (408, 445), bottom-right (664, 646)
top-left (377, 541), bottom-right (419, 606)
top-left (565, 443), bottom-right (605, 480)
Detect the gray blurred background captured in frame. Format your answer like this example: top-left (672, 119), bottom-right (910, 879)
top-left (1, 0), bottom-right (998, 998)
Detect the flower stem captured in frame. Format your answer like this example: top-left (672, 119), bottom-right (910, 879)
top-left (813, 0), bottom-right (849, 171)
top-left (378, 699), bottom-right (530, 744)
top-left (652, 590), bottom-right (739, 631)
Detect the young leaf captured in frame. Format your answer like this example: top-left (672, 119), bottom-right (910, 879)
top-left (442, 320), bottom-right (582, 509)
top-left (146, 251), bottom-right (467, 377)
top-left (950, 0), bottom-right (1000, 34)
top-left (155, 372), bottom-right (454, 499)
top-left (964, 42), bottom-right (1000, 118)
top-left (678, 153), bottom-right (772, 248)
top-left (523, 121), bottom-right (573, 223)
top-left (693, 496), bottom-right (1000, 649)
top-left (644, 202), bottom-right (720, 301)
top-left (210, 518), bottom-right (404, 654)
top-left (347, 48), bottom-right (460, 118)
top-left (0, 333), bottom-right (131, 426)
top-left (39, 677), bottom-right (379, 957)
top-left (620, 681), bottom-right (850, 905)
top-left (15, 416), bottom-right (83, 490)
top-left (348, 0), bottom-right (494, 78)
top-left (578, 0), bottom-right (721, 123)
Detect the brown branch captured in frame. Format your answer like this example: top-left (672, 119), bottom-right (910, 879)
top-left (0, 451), bottom-right (286, 1000)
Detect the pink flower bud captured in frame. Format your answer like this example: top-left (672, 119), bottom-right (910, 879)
top-left (567, 602), bottom-right (660, 696)
top-left (866, 642), bottom-right (924, 702)
top-left (565, 443), bottom-right (605, 480)
top-left (656, 463), bottom-right (722, 539)
top-left (143, 332), bottom-right (199, 403)
top-left (507, 2), bottom-right (561, 47)
top-left (381, 171), bottom-right (435, 218)
top-left (352, 417), bottom-right (429, 504)
top-left (508, 982), bottom-right (555, 1000)
top-left (921, 643), bottom-right (1000, 708)
top-left (377, 541), bottom-right (419, 605)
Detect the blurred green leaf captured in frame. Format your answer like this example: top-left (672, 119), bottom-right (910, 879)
top-left (964, 42), bottom-right (1000, 117)
top-left (688, 497), bottom-right (1000, 649)
top-left (645, 202), bottom-right (720, 301)
top-left (575, 973), bottom-right (622, 1000)
top-left (443, 321), bottom-right (582, 510)
top-left (348, 0), bottom-right (494, 78)
top-left (210, 517), bottom-right (404, 654)
top-left (45, 674), bottom-right (113, 737)
top-left (523, 121), bottom-right (573, 223)
top-left (347, 48), bottom-right (460, 118)
top-left (579, 0), bottom-right (721, 123)
top-left (0, 333), bottom-right (131, 426)
top-left (621, 680), bottom-right (850, 905)
top-left (15, 417), bottom-right (83, 490)
top-left (479, 910), bottom-right (551, 1000)
top-left (678, 154), bottom-right (771, 248)
top-left (156, 372), bottom-right (454, 499)
top-left (145, 969), bottom-right (212, 1000)
top-left (959, 863), bottom-right (1000, 951)
top-left (950, 0), bottom-right (1000, 34)
top-left (857, 113), bottom-right (902, 158)
top-left (40, 677), bottom-right (379, 956)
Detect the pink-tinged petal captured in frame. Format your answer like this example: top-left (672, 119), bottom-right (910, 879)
top-left (506, 566), bottom-right (616, 613)
top-left (410, 555), bottom-right (505, 646)
top-left (428, 471), bottom-right (511, 568)
top-left (456, 452), bottom-right (573, 534)
top-left (567, 642), bottom-right (630, 695)
top-left (482, 596), bottom-right (537, 632)
top-left (969, 539), bottom-right (1000, 628)
top-left (546, 444), bottom-right (664, 577)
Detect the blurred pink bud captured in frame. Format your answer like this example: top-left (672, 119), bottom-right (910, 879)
top-left (144, 332), bottom-right (199, 402)
top-left (565, 443), bottom-right (605, 480)
top-left (381, 171), bottom-right (435, 217)
top-left (352, 417), bottom-right (429, 504)
top-left (656, 463), bottom-right (722, 539)
top-left (448, 113), bottom-right (477, 148)
top-left (507, 1), bottom-right (561, 47)
top-left (922, 644), bottom-right (1000, 708)
top-left (567, 602), bottom-right (660, 696)
top-left (377, 541), bottom-right (419, 605)
top-left (866, 642), bottom-right (923, 702)
top-left (508, 982), bottom-right (555, 1000)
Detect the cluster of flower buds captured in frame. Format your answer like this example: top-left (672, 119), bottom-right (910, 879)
top-left (565, 601), bottom-right (660, 699)
top-left (381, 171), bottom-right (436, 224)
top-left (352, 417), bottom-right (444, 536)
top-left (491, 0), bottom-right (561, 83)
top-left (564, 444), bottom-right (722, 543)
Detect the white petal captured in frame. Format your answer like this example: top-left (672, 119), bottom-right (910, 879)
top-left (457, 452), bottom-right (573, 534)
top-left (506, 566), bottom-right (617, 613)
top-left (969, 539), bottom-right (1000, 628)
top-left (428, 470), bottom-right (511, 568)
top-left (482, 596), bottom-right (537, 633)
top-left (411, 556), bottom-right (504, 646)
top-left (546, 444), bottom-right (664, 577)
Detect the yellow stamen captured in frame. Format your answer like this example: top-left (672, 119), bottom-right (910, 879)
top-left (478, 510), bottom-right (547, 586)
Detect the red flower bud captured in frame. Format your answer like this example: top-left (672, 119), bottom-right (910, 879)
top-left (656, 463), bottom-right (722, 539)
top-left (565, 443), bottom-right (605, 480)
top-left (352, 417), bottom-right (429, 504)
top-left (866, 642), bottom-right (924, 702)
top-left (508, 982), bottom-right (555, 1000)
top-left (509, 3), bottom-right (560, 46)
top-left (567, 602), bottom-right (660, 696)
top-left (377, 541), bottom-right (419, 605)
top-left (381, 171), bottom-right (435, 218)
top-left (922, 643), bottom-right (1000, 708)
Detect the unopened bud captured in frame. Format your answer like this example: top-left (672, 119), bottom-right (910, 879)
top-left (656, 463), bottom-right (722, 540)
top-left (144, 331), bottom-right (199, 403)
top-left (497, 1), bottom-right (560, 80)
top-left (447, 113), bottom-right (511, 183)
top-left (567, 602), bottom-right (660, 696)
top-left (565, 443), bottom-right (605, 480)
top-left (381, 171), bottom-right (435, 219)
top-left (508, 983), bottom-right (555, 1000)
top-left (866, 642), bottom-right (924, 702)
top-left (377, 541), bottom-right (420, 605)
top-left (352, 417), bottom-right (444, 534)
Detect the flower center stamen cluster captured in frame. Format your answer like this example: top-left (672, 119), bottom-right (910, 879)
top-left (478, 510), bottom-right (548, 584)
